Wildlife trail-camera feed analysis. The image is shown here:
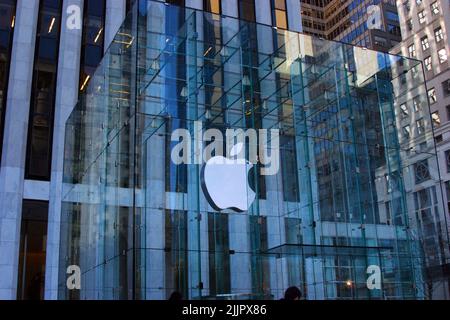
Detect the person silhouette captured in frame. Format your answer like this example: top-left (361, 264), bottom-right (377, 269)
top-left (283, 286), bottom-right (302, 300)
top-left (168, 291), bottom-right (183, 301)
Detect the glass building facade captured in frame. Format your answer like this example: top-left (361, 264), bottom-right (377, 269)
top-left (58, 0), bottom-right (448, 300)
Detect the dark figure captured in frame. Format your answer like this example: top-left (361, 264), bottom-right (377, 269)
top-left (283, 286), bottom-right (302, 300)
top-left (169, 291), bottom-right (183, 301)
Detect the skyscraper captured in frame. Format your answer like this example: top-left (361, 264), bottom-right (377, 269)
top-left (301, 0), bottom-right (402, 51)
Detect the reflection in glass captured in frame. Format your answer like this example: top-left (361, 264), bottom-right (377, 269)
top-left (58, 1), bottom-right (449, 300)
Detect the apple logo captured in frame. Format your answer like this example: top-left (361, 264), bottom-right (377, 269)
top-left (201, 143), bottom-right (256, 212)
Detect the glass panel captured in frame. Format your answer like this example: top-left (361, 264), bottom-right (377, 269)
top-left (58, 0), bottom-right (448, 300)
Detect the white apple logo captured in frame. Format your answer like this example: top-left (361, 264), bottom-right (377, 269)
top-left (201, 143), bottom-right (256, 212)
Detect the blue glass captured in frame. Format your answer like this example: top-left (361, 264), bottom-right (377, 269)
top-left (58, 0), bottom-right (448, 300)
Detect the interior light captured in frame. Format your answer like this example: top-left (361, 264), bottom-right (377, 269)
top-left (11, 16), bottom-right (15, 28)
top-left (48, 17), bottom-right (56, 33)
top-left (94, 27), bottom-right (104, 43)
top-left (204, 46), bottom-right (213, 57)
top-left (80, 75), bottom-right (91, 91)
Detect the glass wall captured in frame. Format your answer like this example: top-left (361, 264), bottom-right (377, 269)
top-left (58, 0), bottom-right (448, 300)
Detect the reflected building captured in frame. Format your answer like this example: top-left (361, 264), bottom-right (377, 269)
top-left (390, 0), bottom-right (450, 298)
top-left (58, 0), bottom-right (448, 300)
top-left (301, 0), bottom-right (402, 51)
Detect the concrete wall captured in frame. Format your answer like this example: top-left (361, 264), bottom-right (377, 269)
top-left (0, 0), bottom-right (40, 300)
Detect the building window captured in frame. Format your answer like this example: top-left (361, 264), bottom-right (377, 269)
top-left (438, 48), bottom-right (448, 63)
top-left (418, 10), bottom-right (426, 24)
top-left (385, 10), bottom-right (400, 22)
top-left (430, 1), bottom-right (440, 15)
top-left (421, 36), bottom-right (429, 50)
top-left (416, 118), bottom-right (425, 135)
top-left (431, 111), bottom-right (441, 127)
top-left (0, 0), bottom-right (17, 162)
top-left (435, 27), bottom-right (444, 42)
top-left (17, 200), bottom-right (49, 300)
top-left (415, 159), bottom-right (430, 183)
top-left (414, 187), bottom-right (441, 265)
top-left (413, 96), bottom-right (422, 111)
top-left (208, 212), bottom-right (231, 296)
top-left (388, 24), bottom-right (401, 36)
top-left (411, 66), bottom-right (420, 78)
top-left (374, 36), bottom-right (388, 47)
top-left (400, 103), bottom-right (409, 116)
top-left (204, 0), bottom-right (221, 14)
top-left (408, 44), bottom-right (416, 57)
top-left (271, 0), bottom-right (288, 30)
top-left (442, 79), bottom-right (450, 96)
top-left (407, 19), bottom-right (413, 31)
top-left (403, 125), bottom-right (411, 139)
top-left (446, 150), bottom-right (450, 172)
top-left (428, 88), bottom-right (437, 104)
top-left (79, 0), bottom-right (106, 92)
top-left (403, 0), bottom-right (411, 11)
top-left (25, 0), bottom-right (63, 180)
top-left (386, 172), bottom-right (400, 194)
top-left (414, 187), bottom-right (439, 261)
top-left (446, 105), bottom-right (450, 121)
top-left (424, 56), bottom-right (432, 71)
top-left (238, 0), bottom-right (256, 22)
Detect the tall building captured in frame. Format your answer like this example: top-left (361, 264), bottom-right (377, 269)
top-left (58, 0), bottom-right (445, 300)
top-left (301, 0), bottom-right (402, 51)
top-left (390, 0), bottom-right (450, 298)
